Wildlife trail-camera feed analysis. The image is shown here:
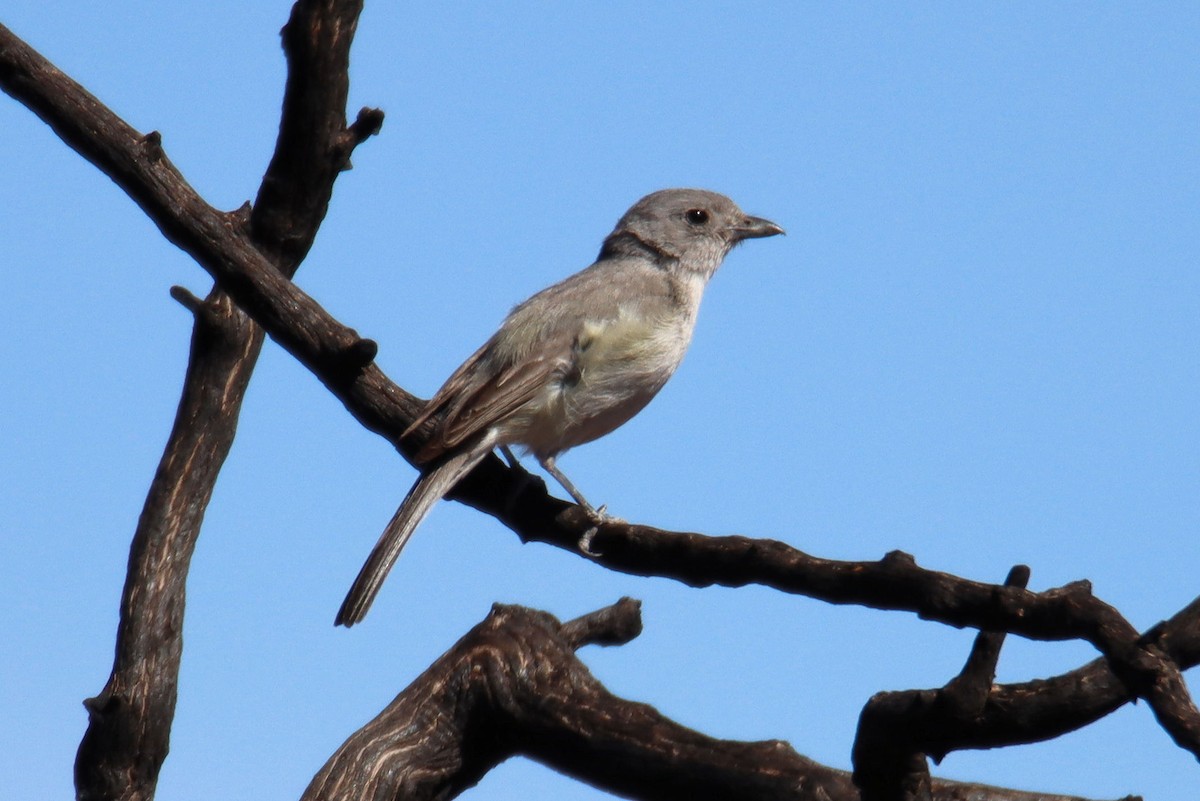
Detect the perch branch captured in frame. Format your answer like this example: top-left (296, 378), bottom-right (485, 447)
top-left (4, 7), bottom-right (1198, 780)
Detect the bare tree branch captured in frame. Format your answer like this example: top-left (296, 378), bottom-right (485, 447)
top-left (941, 595), bottom-right (1200, 751)
top-left (853, 566), bottom-right (1029, 801)
top-left (70, 290), bottom-right (262, 801)
top-left (4, 15), bottom-right (1197, 767)
top-left (301, 599), bottom-right (1135, 801)
top-left (0, 4), bottom-right (378, 799)
top-left (3, 9), bottom-right (1196, 799)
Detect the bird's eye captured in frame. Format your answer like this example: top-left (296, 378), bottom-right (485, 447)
top-left (685, 208), bottom-right (710, 225)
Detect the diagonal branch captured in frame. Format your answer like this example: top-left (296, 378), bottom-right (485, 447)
top-left (0, 4), bottom-right (378, 800)
top-left (72, 289), bottom-right (262, 801)
top-left (4, 13), bottom-right (1198, 761)
top-left (4, 5), bottom-right (1198, 779)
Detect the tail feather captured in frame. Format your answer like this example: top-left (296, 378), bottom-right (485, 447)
top-left (336, 443), bottom-right (491, 626)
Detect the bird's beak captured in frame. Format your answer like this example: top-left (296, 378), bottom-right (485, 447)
top-left (732, 215), bottom-right (785, 241)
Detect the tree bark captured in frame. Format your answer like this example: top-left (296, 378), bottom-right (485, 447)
top-left (0, 4), bottom-right (380, 798)
top-left (302, 599), bottom-right (1135, 801)
top-left (0, 7), bottom-right (1192, 801)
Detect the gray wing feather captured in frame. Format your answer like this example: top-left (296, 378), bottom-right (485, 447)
top-left (405, 258), bottom-right (662, 463)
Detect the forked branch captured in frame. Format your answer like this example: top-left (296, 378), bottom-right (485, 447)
top-left (302, 599), bottom-right (1136, 801)
top-left (1, 7), bottom-right (1194, 800)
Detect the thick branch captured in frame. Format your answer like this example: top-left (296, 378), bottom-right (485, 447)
top-left (5, 15), bottom-right (1198, 759)
top-left (0, 5), bottom-right (376, 800)
top-left (73, 293), bottom-right (260, 801)
top-left (302, 600), bottom-right (1129, 801)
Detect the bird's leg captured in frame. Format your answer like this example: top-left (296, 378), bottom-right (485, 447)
top-left (538, 456), bottom-right (609, 557)
top-left (499, 445), bottom-right (522, 471)
top-left (538, 456), bottom-right (602, 514)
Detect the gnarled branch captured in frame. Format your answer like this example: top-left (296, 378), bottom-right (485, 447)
top-left (303, 599), bottom-right (1134, 801)
top-left (2, 8), bottom-right (1194, 800)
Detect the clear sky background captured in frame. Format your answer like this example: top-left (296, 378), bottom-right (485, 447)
top-left (2, 4), bottom-right (1198, 800)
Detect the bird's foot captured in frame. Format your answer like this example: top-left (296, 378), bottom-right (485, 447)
top-left (579, 525), bottom-right (602, 557)
top-left (578, 504), bottom-right (617, 558)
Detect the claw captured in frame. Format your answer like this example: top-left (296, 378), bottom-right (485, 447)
top-left (577, 504), bottom-right (619, 557)
top-left (579, 525), bottom-right (602, 557)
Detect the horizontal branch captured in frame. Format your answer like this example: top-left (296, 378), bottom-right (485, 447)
top-left (4, 13), bottom-right (1198, 764)
top-left (302, 600), bottom-right (1125, 801)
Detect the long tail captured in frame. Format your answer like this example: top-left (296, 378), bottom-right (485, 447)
top-left (335, 443), bottom-right (491, 627)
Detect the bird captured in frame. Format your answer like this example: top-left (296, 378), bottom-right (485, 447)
top-left (336, 188), bottom-right (784, 626)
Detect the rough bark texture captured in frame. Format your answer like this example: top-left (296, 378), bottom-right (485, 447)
top-left (301, 600), bottom-right (1134, 801)
top-left (0, 5), bottom-right (1194, 801)
top-left (1, 3), bottom-right (380, 799)
top-left (71, 292), bottom-right (261, 801)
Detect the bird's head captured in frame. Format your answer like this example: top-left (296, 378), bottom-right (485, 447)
top-left (600, 188), bottom-right (784, 276)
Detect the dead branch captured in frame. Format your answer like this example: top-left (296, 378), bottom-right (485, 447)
top-left (0, 3), bottom-right (380, 799)
top-left (2, 7), bottom-right (1195, 799)
top-left (4, 13), bottom-right (1198, 767)
top-left (302, 598), bottom-right (1135, 801)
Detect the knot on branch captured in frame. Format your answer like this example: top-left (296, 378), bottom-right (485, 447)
top-left (341, 336), bottom-right (378, 369)
top-left (137, 130), bottom-right (163, 162)
top-left (334, 107), bottom-right (385, 171)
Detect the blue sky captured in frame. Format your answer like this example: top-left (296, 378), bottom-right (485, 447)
top-left (2, 3), bottom-right (1198, 800)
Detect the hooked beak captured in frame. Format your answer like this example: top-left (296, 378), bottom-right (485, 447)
top-left (731, 215), bottom-right (785, 241)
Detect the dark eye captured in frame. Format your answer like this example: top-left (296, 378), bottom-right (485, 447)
top-left (685, 208), bottom-right (709, 225)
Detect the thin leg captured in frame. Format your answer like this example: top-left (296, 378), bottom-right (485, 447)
top-left (499, 445), bottom-right (522, 470)
top-left (538, 456), bottom-right (603, 516)
top-left (538, 455), bottom-right (610, 558)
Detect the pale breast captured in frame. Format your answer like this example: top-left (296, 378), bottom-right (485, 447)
top-left (512, 301), bottom-right (697, 457)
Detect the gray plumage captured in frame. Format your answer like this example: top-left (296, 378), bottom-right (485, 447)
top-left (336, 189), bottom-right (783, 626)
